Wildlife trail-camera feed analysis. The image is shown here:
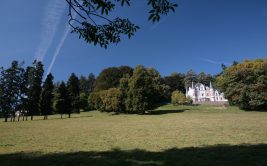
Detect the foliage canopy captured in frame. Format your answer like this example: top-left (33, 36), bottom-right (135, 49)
top-left (216, 59), bottom-right (267, 110)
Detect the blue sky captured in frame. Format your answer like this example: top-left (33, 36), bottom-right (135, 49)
top-left (0, 0), bottom-right (267, 81)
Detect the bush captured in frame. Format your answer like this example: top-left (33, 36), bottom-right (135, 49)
top-left (171, 91), bottom-right (191, 105)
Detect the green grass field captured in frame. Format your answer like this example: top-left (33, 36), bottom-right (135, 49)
top-left (1, 104), bottom-right (267, 166)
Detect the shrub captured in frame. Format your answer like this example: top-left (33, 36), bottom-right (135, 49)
top-left (171, 91), bottom-right (188, 105)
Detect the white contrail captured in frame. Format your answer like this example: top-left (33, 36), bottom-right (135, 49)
top-left (200, 58), bottom-right (231, 66)
top-left (45, 11), bottom-right (78, 77)
top-left (35, 0), bottom-right (66, 61)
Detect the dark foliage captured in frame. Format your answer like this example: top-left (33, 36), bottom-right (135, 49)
top-left (79, 73), bottom-right (95, 95)
top-left (164, 72), bottom-right (185, 94)
top-left (40, 73), bottom-right (54, 120)
top-left (66, 0), bottom-right (178, 48)
top-left (26, 61), bottom-right (44, 120)
top-left (55, 82), bottom-right (71, 118)
top-left (67, 73), bottom-right (80, 114)
top-left (93, 66), bottom-right (133, 92)
top-left (0, 61), bottom-right (25, 122)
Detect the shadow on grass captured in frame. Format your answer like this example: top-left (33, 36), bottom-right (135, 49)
top-left (147, 109), bottom-right (187, 115)
top-left (1, 144), bottom-right (267, 166)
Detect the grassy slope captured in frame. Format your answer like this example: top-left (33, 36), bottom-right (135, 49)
top-left (0, 104), bottom-right (267, 165)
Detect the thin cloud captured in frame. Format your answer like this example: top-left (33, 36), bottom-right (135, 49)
top-left (200, 58), bottom-right (231, 66)
top-left (45, 23), bottom-right (71, 77)
top-left (45, 11), bottom-right (78, 77)
top-left (35, 0), bottom-right (66, 61)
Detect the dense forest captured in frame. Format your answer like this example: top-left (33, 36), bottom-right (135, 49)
top-left (0, 58), bottom-right (266, 122)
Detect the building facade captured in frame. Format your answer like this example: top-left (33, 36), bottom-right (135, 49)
top-left (186, 82), bottom-right (228, 102)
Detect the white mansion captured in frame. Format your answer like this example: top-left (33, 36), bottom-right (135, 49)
top-left (186, 82), bottom-right (228, 102)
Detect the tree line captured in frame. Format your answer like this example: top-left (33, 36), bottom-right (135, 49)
top-left (1, 58), bottom-right (265, 122)
top-left (0, 60), bottom-right (95, 122)
top-left (0, 60), bottom-right (215, 121)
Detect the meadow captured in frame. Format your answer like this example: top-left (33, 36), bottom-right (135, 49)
top-left (1, 104), bottom-right (267, 166)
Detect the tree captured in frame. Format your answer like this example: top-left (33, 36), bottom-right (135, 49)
top-left (164, 72), bottom-right (185, 94)
top-left (26, 61), bottom-right (44, 120)
top-left (66, 0), bottom-right (178, 48)
top-left (216, 59), bottom-right (267, 110)
top-left (55, 82), bottom-right (71, 118)
top-left (94, 66), bottom-right (133, 91)
top-left (79, 73), bottom-right (95, 95)
top-left (119, 74), bottom-right (131, 111)
top-left (40, 73), bottom-right (54, 120)
top-left (125, 65), bottom-right (166, 114)
top-left (87, 73), bottom-right (95, 94)
top-left (79, 92), bottom-right (89, 111)
top-left (0, 61), bottom-right (25, 122)
top-left (184, 69), bottom-right (197, 88)
top-left (67, 73), bottom-right (80, 115)
top-left (79, 75), bottom-right (88, 95)
top-left (197, 72), bottom-right (213, 86)
top-left (88, 92), bottom-right (102, 110)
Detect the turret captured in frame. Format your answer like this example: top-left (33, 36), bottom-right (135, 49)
top-left (209, 81), bottom-right (213, 89)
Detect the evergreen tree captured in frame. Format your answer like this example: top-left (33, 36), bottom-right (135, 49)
top-left (40, 73), bottom-right (54, 120)
top-left (0, 61), bottom-right (25, 122)
top-left (27, 61), bottom-right (44, 120)
top-left (87, 73), bottom-right (95, 94)
top-left (79, 75), bottom-right (89, 95)
top-left (67, 73), bottom-right (80, 115)
top-left (55, 82), bottom-right (71, 118)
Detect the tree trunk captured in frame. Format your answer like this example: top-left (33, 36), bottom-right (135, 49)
top-left (31, 115), bottom-right (33, 120)
top-left (18, 115), bottom-right (20, 122)
top-left (61, 114), bottom-right (63, 119)
top-left (68, 113), bottom-right (71, 118)
top-left (4, 116), bottom-right (7, 122)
